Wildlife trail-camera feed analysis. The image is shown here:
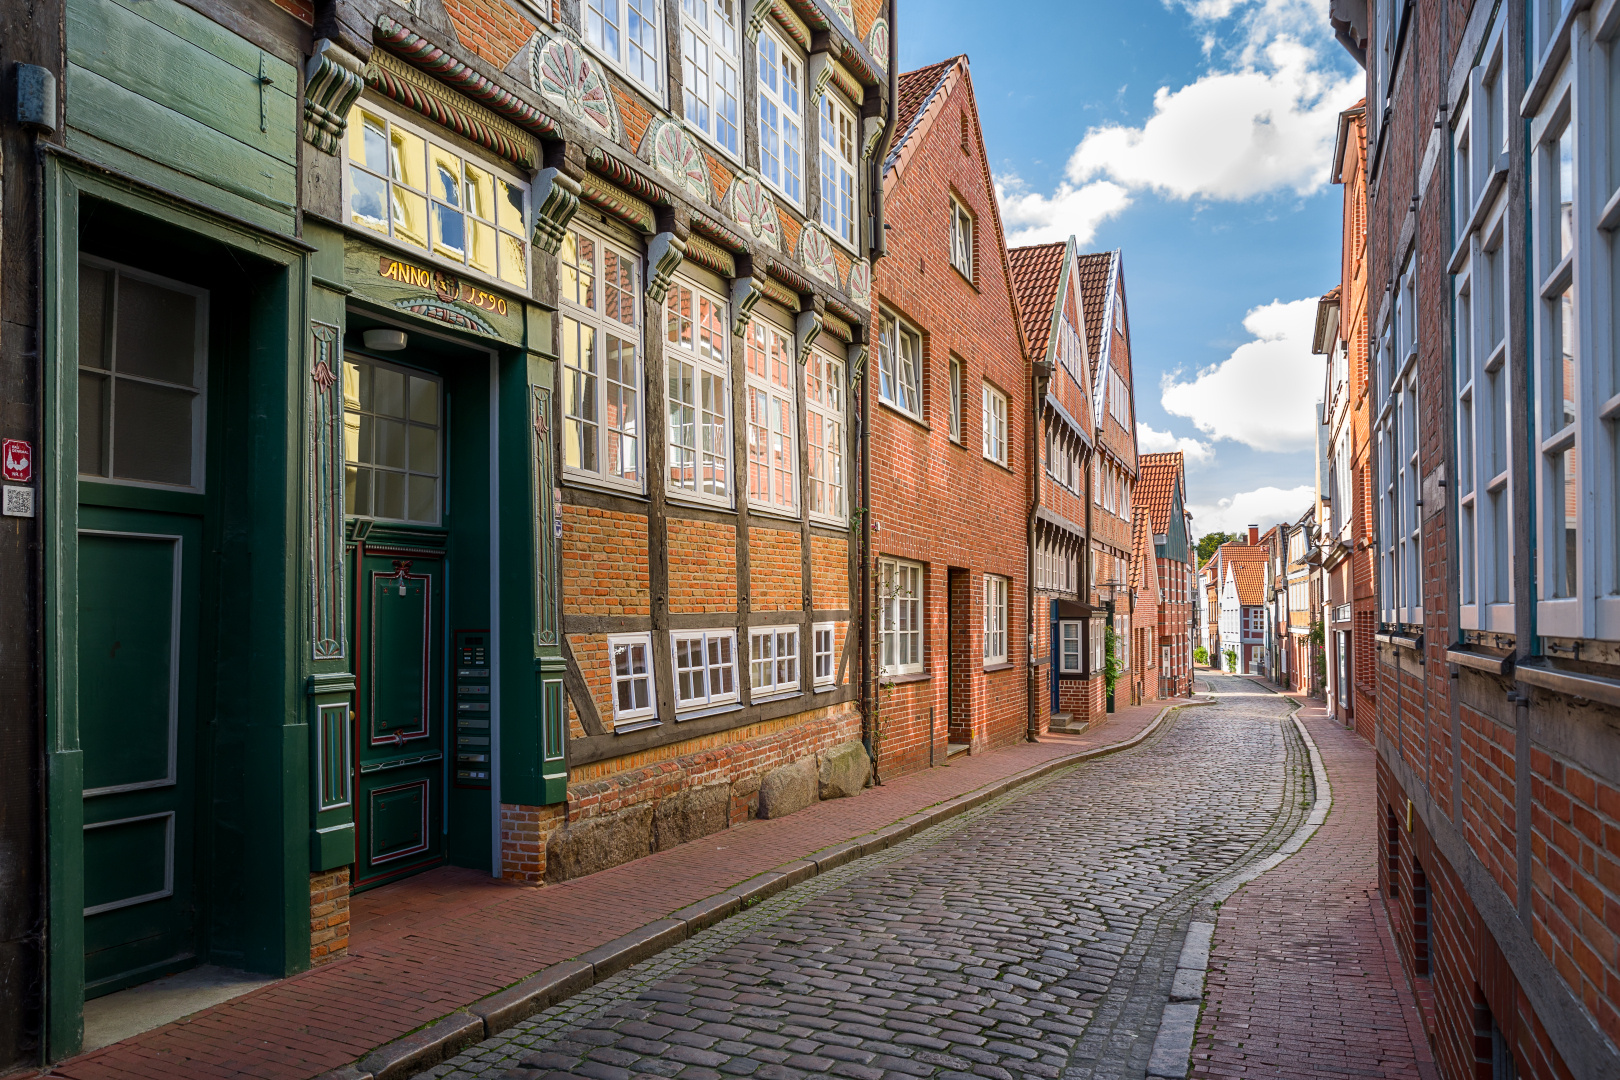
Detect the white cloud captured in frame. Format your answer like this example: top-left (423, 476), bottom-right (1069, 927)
top-left (997, 174), bottom-right (1131, 247)
top-left (1189, 484), bottom-right (1314, 536)
top-left (1136, 422), bottom-right (1215, 465)
top-left (1160, 297), bottom-right (1324, 453)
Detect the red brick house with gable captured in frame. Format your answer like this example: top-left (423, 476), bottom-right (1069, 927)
top-left (869, 55), bottom-right (1031, 774)
top-left (1137, 452), bottom-right (1196, 698)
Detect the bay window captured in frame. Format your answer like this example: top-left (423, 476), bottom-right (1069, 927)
top-left (560, 228), bottom-right (643, 491)
top-left (665, 279), bottom-right (731, 505)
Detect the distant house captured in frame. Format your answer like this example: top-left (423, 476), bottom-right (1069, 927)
top-left (1218, 543), bottom-right (1268, 675)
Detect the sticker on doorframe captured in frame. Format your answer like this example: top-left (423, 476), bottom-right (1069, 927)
top-left (3, 485), bottom-right (35, 518)
top-left (2, 439), bottom-right (31, 482)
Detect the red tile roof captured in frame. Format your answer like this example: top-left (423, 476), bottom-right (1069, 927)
top-left (1233, 560), bottom-right (1267, 605)
top-left (1136, 453), bottom-right (1183, 535)
top-left (889, 59), bottom-right (957, 168)
top-left (1006, 242), bottom-right (1067, 360)
top-left (1076, 251), bottom-right (1114, 367)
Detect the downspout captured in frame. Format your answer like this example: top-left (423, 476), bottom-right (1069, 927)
top-left (1027, 364), bottom-right (1052, 741)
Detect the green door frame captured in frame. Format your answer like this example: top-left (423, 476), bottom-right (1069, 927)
top-left (40, 156), bottom-right (313, 1060)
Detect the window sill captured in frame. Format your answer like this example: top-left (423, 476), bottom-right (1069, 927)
top-left (982, 661), bottom-right (1015, 673)
top-left (1517, 659), bottom-right (1620, 707)
top-left (877, 397), bottom-right (929, 431)
top-left (879, 670), bottom-right (929, 685)
top-left (951, 263), bottom-right (977, 290)
top-left (808, 512), bottom-right (848, 530)
top-left (751, 688), bottom-right (801, 705)
top-left (748, 504), bottom-right (803, 526)
top-left (666, 491), bottom-right (737, 515)
top-left (613, 716), bottom-right (662, 734)
top-left (814, 681), bottom-right (839, 694)
top-left (981, 454), bottom-right (1013, 474)
top-left (675, 701), bottom-right (744, 722)
top-left (564, 472), bottom-right (649, 500)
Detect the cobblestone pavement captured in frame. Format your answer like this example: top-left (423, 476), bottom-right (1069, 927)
top-left (420, 676), bottom-right (1308, 1080)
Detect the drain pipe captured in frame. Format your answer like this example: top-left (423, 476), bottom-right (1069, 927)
top-left (1028, 362), bottom-right (1052, 741)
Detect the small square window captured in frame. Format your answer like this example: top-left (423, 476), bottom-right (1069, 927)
top-left (812, 622), bottom-right (837, 687)
top-left (1059, 621), bottom-right (1083, 674)
top-left (608, 633), bottom-right (657, 727)
top-left (750, 626), bottom-right (800, 695)
top-left (671, 629), bottom-right (739, 711)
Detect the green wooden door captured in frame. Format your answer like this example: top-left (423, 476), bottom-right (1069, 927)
top-left (77, 256), bottom-right (210, 997)
top-left (351, 545), bottom-right (445, 888)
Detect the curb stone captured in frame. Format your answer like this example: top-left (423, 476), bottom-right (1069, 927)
top-left (1146, 687), bottom-right (1335, 1079)
top-left (316, 697), bottom-right (1213, 1080)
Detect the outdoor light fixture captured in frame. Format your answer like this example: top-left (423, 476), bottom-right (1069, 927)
top-left (363, 328), bottom-right (408, 351)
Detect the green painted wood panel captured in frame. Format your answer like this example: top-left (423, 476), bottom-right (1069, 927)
top-left (66, 65), bottom-right (296, 215)
top-left (67, 0), bottom-right (297, 168)
top-left (372, 574), bottom-right (429, 739)
top-left (65, 130), bottom-right (295, 235)
top-left (83, 815), bottom-right (170, 912)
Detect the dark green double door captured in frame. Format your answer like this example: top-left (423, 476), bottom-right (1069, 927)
top-left (351, 543), bottom-right (447, 889)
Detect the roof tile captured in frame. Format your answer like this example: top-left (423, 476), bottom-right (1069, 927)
top-left (1135, 453), bottom-right (1183, 535)
top-left (888, 59), bottom-right (957, 169)
top-left (1075, 251), bottom-right (1114, 366)
top-left (1006, 243), bottom-right (1067, 359)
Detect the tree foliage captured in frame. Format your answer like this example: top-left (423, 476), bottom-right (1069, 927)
top-left (1196, 531), bottom-right (1240, 566)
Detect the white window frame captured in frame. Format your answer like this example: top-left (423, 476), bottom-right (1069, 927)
top-left (1452, 13), bottom-right (1514, 633)
top-left (665, 277), bottom-right (732, 507)
top-left (608, 632), bottom-right (657, 727)
top-left (1058, 619), bottom-right (1083, 673)
top-left (812, 621), bottom-right (837, 688)
top-left (805, 346), bottom-right (846, 524)
top-left (560, 227), bottom-right (644, 492)
top-left (949, 356), bottom-right (963, 442)
top-left (749, 625), bottom-right (800, 696)
top-left (680, 0), bottom-right (741, 158)
top-left (756, 28), bottom-right (804, 206)
top-left (949, 197), bottom-right (973, 280)
top-left (670, 628), bottom-right (739, 712)
top-left (983, 574), bottom-right (1008, 665)
top-left (586, 0), bottom-right (662, 94)
top-left (981, 383), bottom-right (1008, 466)
top-left (878, 556), bottom-right (924, 676)
top-left (1056, 313), bottom-right (1085, 386)
top-left (819, 91), bottom-right (859, 249)
top-left (878, 309), bottom-right (922, 419)
top-left (1377, 256), bottom-right (1422, 625)
top-left (344, 101), bottom-right (531, 292)
top-left (744, 316), bottom-right (798, 515)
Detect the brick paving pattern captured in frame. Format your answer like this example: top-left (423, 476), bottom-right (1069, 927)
top-left (424, 677), bottom-right (1309, 1080)
top-left (49, 704), bottom-right (1171, 1080)
top-left (1191, 692), bottom-right (1437, 1080)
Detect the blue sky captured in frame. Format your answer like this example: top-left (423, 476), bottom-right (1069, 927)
top-left (899, 0), bottom-right (1363, 538)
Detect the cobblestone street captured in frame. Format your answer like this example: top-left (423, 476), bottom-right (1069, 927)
top-left (416, 676), bottom-right (1317, 1080)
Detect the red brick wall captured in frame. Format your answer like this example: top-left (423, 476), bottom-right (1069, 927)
top-left (669, 518), bottom-right (737, 613)
top-left (309, 869), bottom-right (350, 965)
top-left (810, 535), bottom-right (850, 610)
top-left (748, 525), bottom-right (802, 610)
top-left (563, 507), bottom-right (650, 615)
top-left (444, 0), bottom-right (534, 68)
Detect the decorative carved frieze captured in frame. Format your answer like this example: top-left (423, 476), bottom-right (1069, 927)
top-left (375, 14), bottom-right (561, 138)
top-left (720, 171), bottom-right (782, 251)
top-left (309, 321), bottom-right (346, 661)
top-left (845, 258), bottom-right (871, 311)
top-left (646, 231), bottom-right (687, 304)
top-left (531, 168), bottom-right (582, 255)
top-left (795, 222), bottom-right (839, 287)
top-left (641, 118), bottom-right (713, 203)
top-left (744, 0), bottom-right (776, 43)
top-left (821, 312), bottom-right (852, 343)
top-left (304, 39), bottom-right (366, 155)
top-left (588, 147), bottom-right (675, 206)
top-left (760, 275), bottom-right (799, 309)
top-left (866, 19), bottom-right (889, 73)
top-left (531, 31), bottom-right (620, 140)
top-left (366, 50), bottom-right (539, 169)
top-left (580, 173), bottom-right (656, 233)
top-left (683, 233), bottom-right (736, 277)
top-left (827, 0), bottom-right (856, 35)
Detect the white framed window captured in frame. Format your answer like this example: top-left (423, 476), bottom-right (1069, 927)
top-left (878, 309), bottom-right (922, 418)
top-left (983, 574), bottom-right (1008, 664)
top-left (949, 356), bottom-right (963, 442)
top-left (1108, 368), bottom-right (1131, 427)
top-left (671, 628), bottom-right (738, 711)
top-left (805, 347), bottom-right (846, 522)
top-left (345, 103), bottom-right (530, 290)
top-left (1056, 314), bottom-right (1086, 385)
top-left (1377, 256), bottom-right (1421, 625)
top-left (339, 355), bottom-right (442, 524)
top-left (750, 625), bottom-right (799, 695)
top-left (949, 197), bottom-right (973, 280)
top-left (745, 317), bottom-right (797, 514)
top-left (1091, 614), bottom-right (1106, 673)
top-left (1058, 620), bottom-right (1083, 673)
top-left (665, 279), bottom-right (731, 505)
top-left (981, 383), bottom-right (1007, 466)
top-left (819, 93), bottom-right (858, 248)
top-left (1452, 13), bottom-right (1513, 632)
top-left (681, 0), bottom-right (740, 156)
top-left (878, 556), bottom-right (923, 676)
top-left (812, 622), bottom-right (837, 688)
top-left (1121, 476), bottom-right (1132, 522)
top-left (587, 0), bottom-right (661, 92)
top-left (560, 228), bottom-right (643, 491)
top-left (757, 29), bottom-right (803, 205)
top-left (608, 633), bottom-right (657, 726)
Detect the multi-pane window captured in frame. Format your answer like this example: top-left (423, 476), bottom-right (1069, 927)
top-left (587, 0), bottom-right (661, 90)
top-left (983, 574), bottom-right (1008, 664)
top-left (1378, 258), bottom-right (1421, 625)
top-left (819, 93), bottom-right (858, 247)
top-left (949, 357), bottom-right (963, 442)
top-left (665, 280), bottom-right (730, 505)
top-left (1452, 14), bottom-right (1513, 630)
top-left (608, 633), bottom-right (656, 726)
top-left (681, 0), bottom-right (739, 155)
top-left (750, 626), bottom-right (799, 695)
top-left (1056, 315), bottom-right (1085, 385)
top-left (671, 628), bottom-right (738, 711)
top-left (878, 310), bottom-right (922, 417)
top-left (1058, 620), bottom-right (1083, 673)
top-left (1108, 368), bottom-right (1131, 427)
top-left (982, 384), bottom-right (1007, 466)
top-left (757, 30), bottom-right (803, 204)
top-left (1036, 538), bottom-right (1078, 594)
top-left (878, 557), bottom-right (923, 675)
top-left (949, 197), bottom-right (973, 279)
top-left (560, 229), bottom-right (642, 490)
top-left (345, 105), bottom-right (529, 290)
top-left (342, 357), bottom-right (442, 523)
top-left (812, 622), bottom-right (837, 688)
top-left (77, 259), bottom-right (208, 491)
top-left (745, 318), bottom-right (797, 513)
top-left (805, 347), bottom-right (846, 522)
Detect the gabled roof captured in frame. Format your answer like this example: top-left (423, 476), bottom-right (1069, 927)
top-left (1075, 251), bottom-right (1115, 367)
top-left (1007, 242), bottom-right (1067, 359)
top-left (1136, 453), bottom-right (1184, 535)
top-left (1233, 561), bottom-right (1267, 606)
top-left (887, 58), bottom-right (957, 172)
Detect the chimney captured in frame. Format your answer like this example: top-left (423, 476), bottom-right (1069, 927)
top-left (1247, 524), bottom-right (1259, 546)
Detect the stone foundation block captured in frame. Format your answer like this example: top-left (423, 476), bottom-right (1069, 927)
top-left (546, 801), bottom-right (654, 882)
top-left (757, 756), bottom-right (818, 819)
top-left (818, 740), bottom-right (871, 800)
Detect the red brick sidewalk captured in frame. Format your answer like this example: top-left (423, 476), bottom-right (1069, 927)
top-left (49, 699), bottom-right (1184, 1080)
top-left (1191, 703), bottom-right (1438, 1079)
